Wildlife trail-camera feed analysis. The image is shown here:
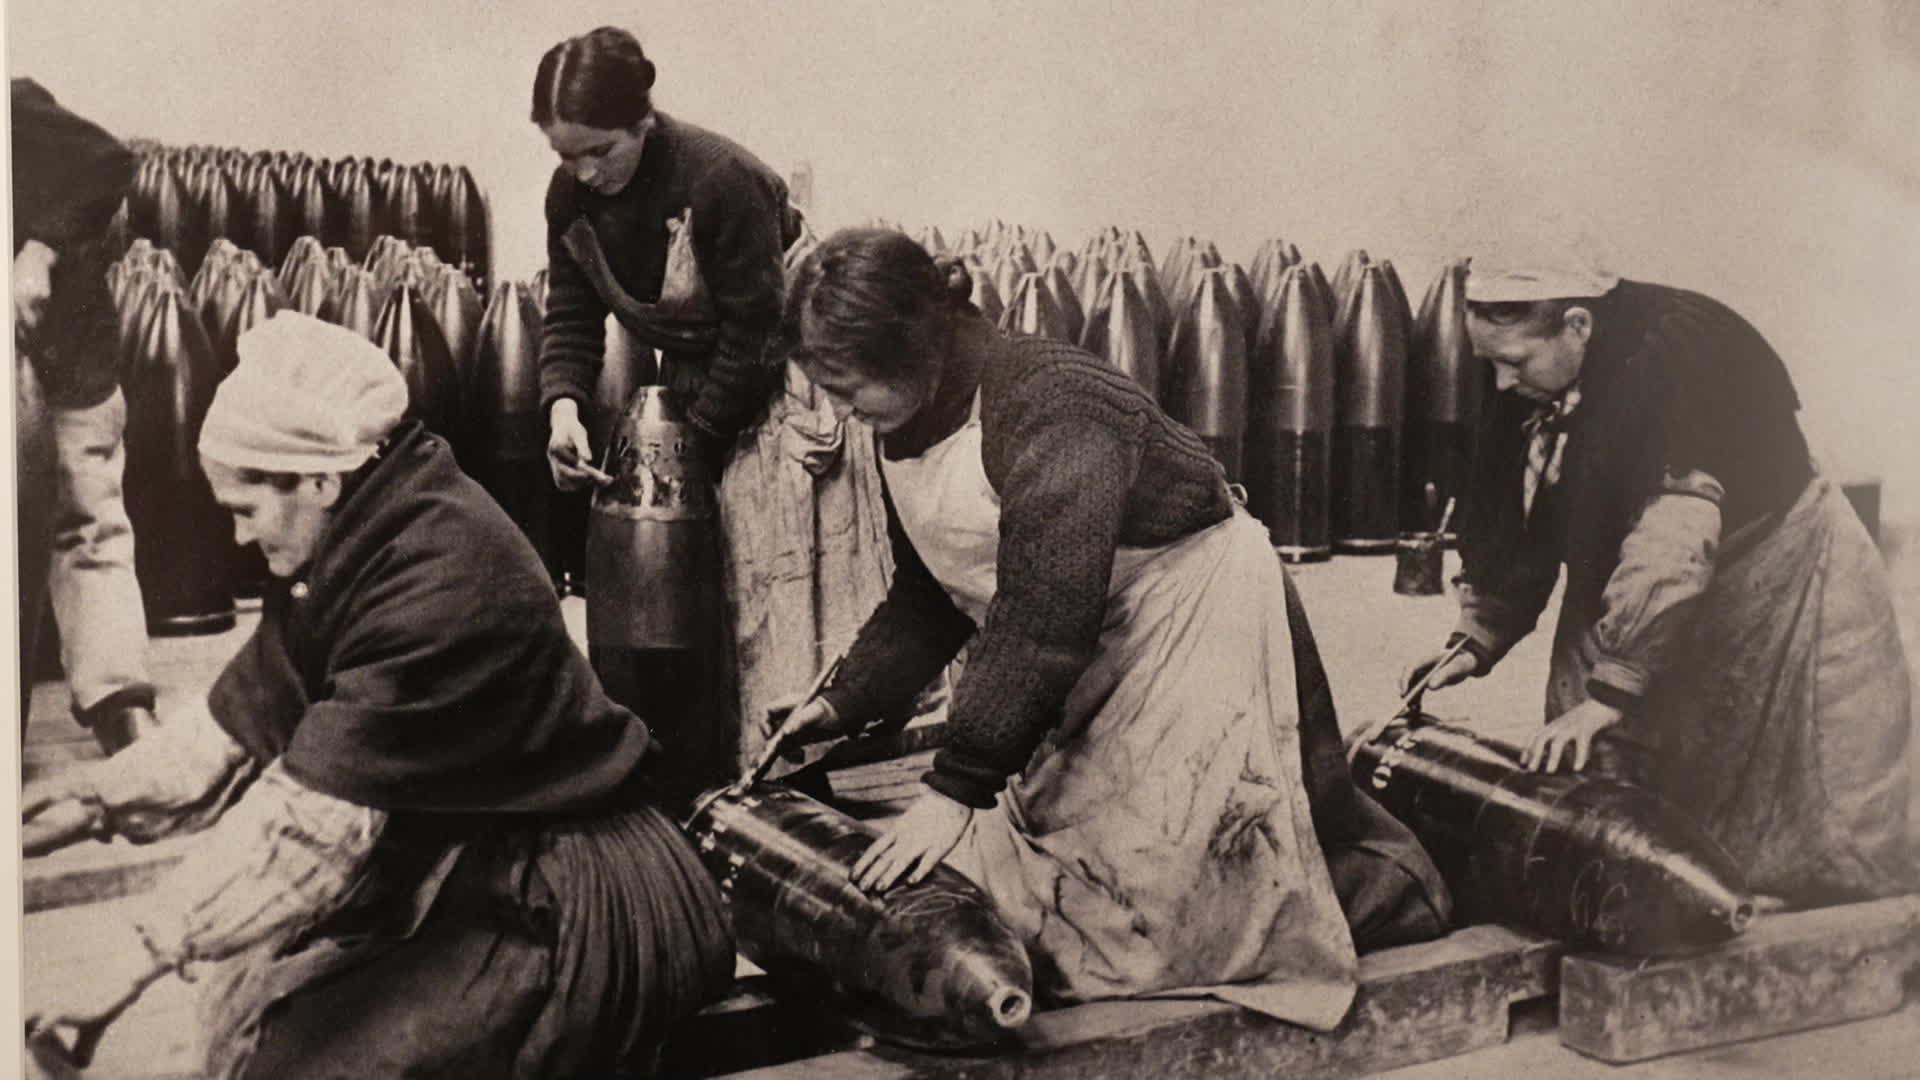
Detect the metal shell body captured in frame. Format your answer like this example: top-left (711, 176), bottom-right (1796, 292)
top-left (1163, 268), bottom-right (1248, 479)
top-left (468, 283), bottom-right (553, 576)
top-left (241, 165), bottom-right (296, 269)
top-left (1079, 270), bottom-right (1162, 400)
top-left (440, 165), bottom-right (492, 295)
top-left (373, 282), bottom-right (459, 440)
top-left (1332, 264), bottom-right (1407, 552)
top-left (967, 270), bottom-right (1003, 325)
top-left (585, 386), bottom-right (717, 650)
top-left (686, 785), bottom-right (1033, 1049)
top-left (1352, 720), bottom-right (1753, 955)
top-left (121, 289), bottom-right (236, 634)
top-left (1040, 264), bottom-right (1084, 345)
top-left (283, 256), bottom-right (336, 317)
top-left (1402, 260), bottom-right (1483, 537)
top-left (999, 273), bottom-right (1074, 343)
top-left (219, 273), bottom-right (287, 598)
top-left (1247, 265), bottom-right (1334, 559)
top-left (322, 267), bottom-right (384, 343)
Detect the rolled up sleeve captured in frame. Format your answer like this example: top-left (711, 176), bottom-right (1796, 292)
top-left (1587, 468), bottom-right (1724, 707)
top-left (132, 761), bottom-right (386, 971)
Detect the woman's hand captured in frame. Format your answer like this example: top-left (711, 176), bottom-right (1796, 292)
top-left (13, 239), bottom-right (58, 332)
top-left (741, 697), bottom-right (850, 790)
top-left (547, 399), bottom-right (613, 491)
top-left (1399, 642), bottom-right (1481, 698)
top-left (22, 771), bottom-right (105, 857)
top-left (1521, 699), bottom-right (1623, 773)
top-left (850, 792), bottom-right (973, 894)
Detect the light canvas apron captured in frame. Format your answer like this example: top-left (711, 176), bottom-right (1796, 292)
top-left (880, 394), bottom-right (1358, 1029)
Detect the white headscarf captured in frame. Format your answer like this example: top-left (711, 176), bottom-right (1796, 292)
top-left (199, 311), bottom-right (408, 474)
top-left (1465, 248), bottom-right (1620, 303)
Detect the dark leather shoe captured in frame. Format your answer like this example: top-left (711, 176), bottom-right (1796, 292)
top-left (91, 704), bottom-right (159, 757)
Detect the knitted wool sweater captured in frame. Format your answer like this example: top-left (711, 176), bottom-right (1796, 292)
top-left (819, 318), bottom-right (1235, 808)
top-left (538, 112), bottom-right (791, 443)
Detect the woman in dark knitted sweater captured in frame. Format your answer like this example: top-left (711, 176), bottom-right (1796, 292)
top-left (757, 229), bottom-right (1450, 1025)
top-left (534, 28), bottom-right (898, 805)
top-left (1405, 256), bottom-right (1912, 907)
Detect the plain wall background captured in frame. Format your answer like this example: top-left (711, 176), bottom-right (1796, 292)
top-left (8, 0), bottom-right (1919, 503)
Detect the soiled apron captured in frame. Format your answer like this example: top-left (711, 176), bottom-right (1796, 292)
top-left (1553, 476), bottom-right (1915, 904)
top-left (880, 394), bottom-right (1358, 1030)
top-left (569, 212), bottom-right (909, 773)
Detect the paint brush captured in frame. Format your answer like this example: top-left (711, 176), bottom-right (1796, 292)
top-left (1346, 633), bottom-right (1474, 765)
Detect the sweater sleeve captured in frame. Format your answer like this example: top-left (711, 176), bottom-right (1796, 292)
top-left (926, 393), bottom-right (1142, 809)
top-left (10, 79), bottom-right (134, 249)
top-left (818, 472), bottom-right (976, 727)
top-left (538, 171), bottom-right (608, 414)
top-left (683, 160), bottom-right (787, 442)
top-left (11, 80), bottom-right (135, 409)
top-left (1585, 468), bottom-right (1724, 707)
top-left (131, 761), bottom-right (385, 971)
top-left (1452, 524), bottom-right (1562, 671)
top-left (93, 700), bottom-right (257, 844)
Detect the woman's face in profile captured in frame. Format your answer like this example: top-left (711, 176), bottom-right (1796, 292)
top-left (543, 120), bottom-right (648, 196)
top-left (799, 350), bottom-right (929, 435)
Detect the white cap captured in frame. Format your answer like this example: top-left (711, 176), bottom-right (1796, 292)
top-left (1465, 247), bottom-right (1620, 303)
top-left (199, 311), bottom-right (409, 474)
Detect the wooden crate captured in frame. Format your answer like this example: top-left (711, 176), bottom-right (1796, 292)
top-left (703, 925), bottom-right (1560, 1080)
top-left (1558, 894), bottom-right (1920, 1063)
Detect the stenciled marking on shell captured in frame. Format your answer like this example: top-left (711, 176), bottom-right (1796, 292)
top-left (1370, 727), bottom-right (1423, 790)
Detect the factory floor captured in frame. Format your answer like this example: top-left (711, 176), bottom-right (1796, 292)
top-left (20, 521), bottom-right (1920, 1078)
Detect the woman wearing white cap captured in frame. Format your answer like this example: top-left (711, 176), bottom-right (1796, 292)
top-left (22, 312), bottom-right (733, 1077)
top-left (1401, 257), bottom-right (1912, 908)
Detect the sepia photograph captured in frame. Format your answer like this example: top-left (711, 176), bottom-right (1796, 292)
top-left (7, 2), bottom-right (1920, 1077)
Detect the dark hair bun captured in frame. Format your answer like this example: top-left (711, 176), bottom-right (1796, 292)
top-left (932, 255), bottom-right (973, 306)
top-left (584, 26), bottom-right (656, 91)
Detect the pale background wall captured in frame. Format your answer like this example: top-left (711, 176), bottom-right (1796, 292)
top-left (8, 0), bottom-right (1918, 508)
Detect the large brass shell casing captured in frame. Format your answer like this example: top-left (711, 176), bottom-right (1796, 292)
top-left (685, 785), bottom-right (1034, 1050)
top-left (1351, 719), bottom-right (1753, 955)
top-left (585, 386), bottom-right (718, 650)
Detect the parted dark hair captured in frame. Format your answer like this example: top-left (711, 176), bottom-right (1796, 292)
top-left (530, 27), bottom-right (658, 129)
top-left (781, 228), bottom-right (974, 383)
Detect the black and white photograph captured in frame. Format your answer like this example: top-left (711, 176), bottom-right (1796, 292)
top-left (7, 3), bottom-right (1920, 1077)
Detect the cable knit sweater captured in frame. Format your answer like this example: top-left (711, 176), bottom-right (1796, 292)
top-left (819, 318), bottom-right (1234, 808)
top-left (538, 112), bottom-right (792, 443)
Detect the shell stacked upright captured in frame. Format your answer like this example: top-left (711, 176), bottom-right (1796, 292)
top-left (123, 142), bottom-right (493, 297)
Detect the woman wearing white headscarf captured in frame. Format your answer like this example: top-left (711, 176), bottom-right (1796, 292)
top-left (22, 312), bottom-right (733, 1078)
top-left (1402, 255), bottom-right (1913, 908)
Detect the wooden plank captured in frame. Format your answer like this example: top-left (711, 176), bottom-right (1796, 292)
top-left (24, 836), bottom-right (193, 914)
top-left (1557, 894), bottom-right (1920, 1064)
top-left (712, 925), bottom-right (1560, 1080)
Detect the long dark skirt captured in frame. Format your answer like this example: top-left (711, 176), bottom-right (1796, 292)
top-left (199, 804), bottom-right (733, 1079)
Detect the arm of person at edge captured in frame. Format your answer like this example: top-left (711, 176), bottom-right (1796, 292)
top-left (1399, 505), bottom-right (1565, 699)
top-left (851, 407), bottom-right (1140, 893)
top-left (21, 700), bottom-right (255, 855)
top-left (1523, 467), bottom-right (1724, 773)
top-left (537, 181), bottom-right (617, 492)
top-left (11, 79), bottom-right (137, 409)
top-left (680, 157), bottom-right (788, 463)
top-left (14, 239), bottom-right (59, 331)
top-left (24, 714), bottom-right (385, 1042)
top-left (753, 477), bottom-right (977, 777)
